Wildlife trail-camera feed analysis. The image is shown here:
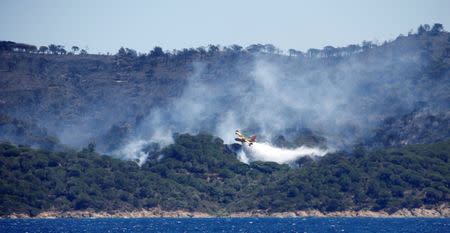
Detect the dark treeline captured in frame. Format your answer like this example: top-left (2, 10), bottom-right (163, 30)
top-left (1, 23), bottom-right (445, 60)
top-left (0, 134), bottom-right (449, 216)
top-left (0, 42), bottom-right (87, 55)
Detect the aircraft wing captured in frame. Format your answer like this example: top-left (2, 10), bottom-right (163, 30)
top-left (235, 131), bottom-right (244, 138)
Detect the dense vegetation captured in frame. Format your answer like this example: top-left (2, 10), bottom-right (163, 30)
top-left (1, 134), bottom-right (448, 216)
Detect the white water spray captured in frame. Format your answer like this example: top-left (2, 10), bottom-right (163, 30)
top-left (239, 142), bottom-right (327, 164)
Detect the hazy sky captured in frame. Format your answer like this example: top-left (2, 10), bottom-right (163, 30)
top-left (1, 0), bottom-right (449, 54)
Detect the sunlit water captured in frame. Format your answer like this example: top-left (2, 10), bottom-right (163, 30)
top-left (1, 218), bottom-right (449, 233)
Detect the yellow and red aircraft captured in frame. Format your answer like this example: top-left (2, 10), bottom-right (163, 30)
top-left (234, 129), bottom-right (257, 146)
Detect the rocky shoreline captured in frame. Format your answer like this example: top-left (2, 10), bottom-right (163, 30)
top-left (3, 206), bottom-right (449, 218)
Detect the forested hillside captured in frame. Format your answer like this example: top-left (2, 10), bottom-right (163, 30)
top-left (0, 134), bottom-right (448, 216)
top-left (0, 24), bottom-right (449, 216)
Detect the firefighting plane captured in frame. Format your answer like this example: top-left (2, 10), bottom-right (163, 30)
top-left (234, 129), bottom-right (257, 146)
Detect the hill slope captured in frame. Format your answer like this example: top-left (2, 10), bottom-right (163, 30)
top-left (1, 25), bottom-right (450, 152)
top-left (1, 134), bottom-right (448, 216)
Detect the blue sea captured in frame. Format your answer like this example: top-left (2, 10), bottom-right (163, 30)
top-left (0, 218), bottom-right (448, 233)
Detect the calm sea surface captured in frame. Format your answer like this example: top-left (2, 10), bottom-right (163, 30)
top-left (0, 217), bottom-right (448, 233)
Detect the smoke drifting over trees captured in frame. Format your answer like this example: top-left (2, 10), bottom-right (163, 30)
top-left (0, 24), bottom-right (449, 164)
top-left (115, 24), bottom-right (449, 163)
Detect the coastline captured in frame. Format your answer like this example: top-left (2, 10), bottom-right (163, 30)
top-left (3, 206), bottom-right (449, 219)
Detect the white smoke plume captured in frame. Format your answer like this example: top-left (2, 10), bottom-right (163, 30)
top-left (113, 127), bottom-right (174, 166)
top-left (114, 139), bottom-right (149, 166)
